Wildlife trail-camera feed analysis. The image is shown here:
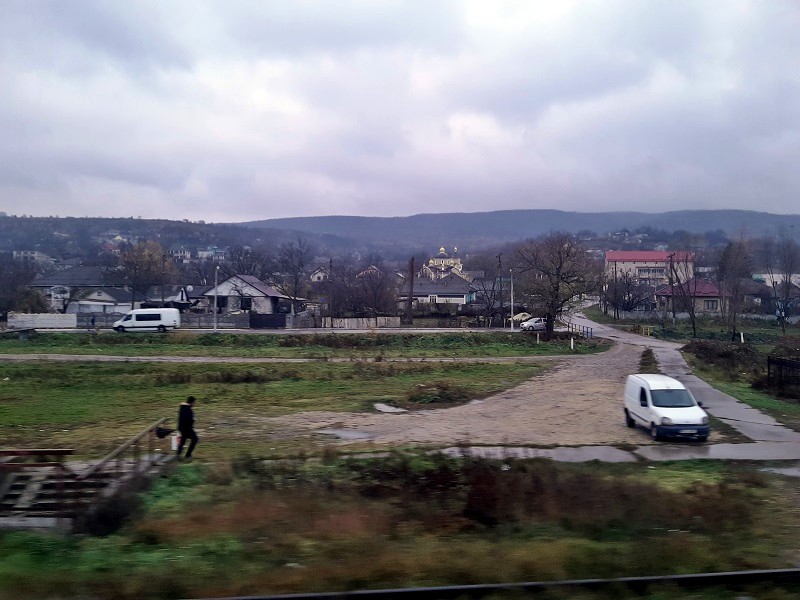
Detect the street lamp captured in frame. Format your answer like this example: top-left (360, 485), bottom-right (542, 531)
top-left (213, 265), bottom-right (220, 332)
top-left (510, 268), bottom-right (514, 332)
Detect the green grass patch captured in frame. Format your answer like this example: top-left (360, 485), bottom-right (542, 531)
top-left (638, 348), bottom-right (660, 373)
top-left (683, 348), bottom-right (800, 432)
top-left (0, 331), bottom-right (610, 358)
top-left (0, 360), bottom-right (545, 456)
top-left (1, 455), bottom-right (796, 600)
top-left (584, 306), bottom-right (800, 345)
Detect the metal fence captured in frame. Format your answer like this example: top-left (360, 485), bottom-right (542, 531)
top-left (767, 356), bottom-right (800, 388)
top-left (249, 313), bottom-right (287, 329)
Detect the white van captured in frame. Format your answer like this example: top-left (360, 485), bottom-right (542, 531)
top-left (113, 308), bottom-right (180, 333)
top-left (623, 374), bottom-right (709, 441)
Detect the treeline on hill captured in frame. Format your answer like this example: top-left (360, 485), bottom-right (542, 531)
top-left (0, 215), bottom-right (356, 259)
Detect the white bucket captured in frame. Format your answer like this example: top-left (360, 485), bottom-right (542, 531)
top-left (171, 433), bottom-right (182, 451)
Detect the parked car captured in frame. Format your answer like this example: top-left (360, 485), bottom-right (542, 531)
top-left (519, 317), bottom-right (545, 331)
top-left (623, 374), bottom-right (709, 441)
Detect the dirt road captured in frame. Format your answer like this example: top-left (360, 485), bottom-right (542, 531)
top-left (263, 342), bottom-right (704, 447)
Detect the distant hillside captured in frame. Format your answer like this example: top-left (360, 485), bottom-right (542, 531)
top-left (0, 216), bottom-right (356, 258)
top-left (244, 209), bottom-right (800, 249)
top-left (4, 210), bottom-right (799, 262)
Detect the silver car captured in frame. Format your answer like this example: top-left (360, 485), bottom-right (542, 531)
top-left (519, 317), bottom-right (545, 331)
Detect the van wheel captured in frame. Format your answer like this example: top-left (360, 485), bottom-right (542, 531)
top-left (625, 410), bottom-right (635, 428)
top-left (158, 325), bottom-right (166, 333)
top-left (697, 435), bottom-right (708, 443)
top-left (650, 424), bottom-right (661, 441)
top-left (116, 326), bottom-right (125, 333)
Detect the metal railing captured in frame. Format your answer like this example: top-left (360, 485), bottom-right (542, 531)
top-left (78, 417), bottom-right (170, 481)
top-left (565, 322), bottom-right (593, 338)
top-left (181, 568), bottom-right (800, 600)
top-left (0, 449), bottom-right (76, 523)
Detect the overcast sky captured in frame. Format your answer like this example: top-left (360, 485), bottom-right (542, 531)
top-left (1, 1), bottom-right (799, 222)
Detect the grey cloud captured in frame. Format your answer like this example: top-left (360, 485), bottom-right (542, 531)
top-left (1, 1), bottom-right (799, 220)
top-left (224, 1), bottom-right (464, 58)
top-left (1, 1), bottom-right (192, 72)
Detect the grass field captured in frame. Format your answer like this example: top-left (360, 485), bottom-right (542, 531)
top-left (2, 456), bottom-right (799, 600)
top-left (0, 360), bottom-right (546, 457)
top-left (584, 306), bottom-right (799, 345)
top-left (684, 354), bottom-right (800, 433)
top-left (0, 331), bottom-right (610, 358)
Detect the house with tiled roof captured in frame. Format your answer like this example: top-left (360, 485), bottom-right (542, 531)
top-left (398, 273), bottom-right (475, 307)
top-left (67, 288), bottom-right (147, 313)
top-left (655, 278), bottom-right (723, 313)
top-left (30, 265), bottom-right (125, 312)
top-left (202, 274), bottom-right (291, 315)
top-left (605, 250), bottom-right (694, 287)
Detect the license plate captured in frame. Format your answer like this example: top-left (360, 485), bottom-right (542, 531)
top-left (679, 429), bottom-right (696, 434)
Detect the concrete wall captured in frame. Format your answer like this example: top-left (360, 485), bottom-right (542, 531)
top-left (8, 313), bottom-right (77, 329)
top-left (321, 317), bottom-right (401, 329)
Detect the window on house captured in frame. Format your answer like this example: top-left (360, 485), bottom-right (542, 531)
top-left (241, 297), bottom-right (252, 311)
top-left (704, 300), bottom-right (718, 311)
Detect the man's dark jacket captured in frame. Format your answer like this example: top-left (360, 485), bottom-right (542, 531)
top-left (178, 403), bottom-right (194, 432)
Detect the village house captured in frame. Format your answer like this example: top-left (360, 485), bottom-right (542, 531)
top-left (67, 288), bottom-right (147, 313)
top-left (309, 266), bottom-right (329, 282)
top-left (605, 250), bottom-right (694, 288)
top-left (196, 246), bottom-right (227, 261)
top-left (655, 278), bottom-right (723, 314)
top-left (202, 274), bottom-right (291, 315)
top-left (30, 265), bottom-right (123, 312)
top-left (13, 250), bottom-right (55, 267)
top-left (398, 273), bottom-right (475, 307)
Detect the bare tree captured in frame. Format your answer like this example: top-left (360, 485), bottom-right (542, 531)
top-left (466, 253), bottom-right (504, 327)
top-left (328, 257), bottom-right (360, 317)
top-left (758, 233), bottom-right (779, 316)
top-left (224, 245), bottom-right (276, 282)
top-left (0, 253), bottom-right (38, 317)
top-left (776, 229), bottom-right (800, 334)
top-left (353, 261), bottom-right (399, 317)
top-left (273, 237), bottom-right (313, 314)
top-left (515, 232), bottom-right (600, 340)
top-left (668, 251), bottom-right (699, 337)
top-left (184, 259), bottom-right (218, 286)
top-left (118, 241), bottom-right (173, 309)
top-left (604, 271), bottom-right (653, 316)
top-left (716, 239), bottom-right (753, 341)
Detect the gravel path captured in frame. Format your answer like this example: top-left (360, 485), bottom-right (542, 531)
top-left (263, 341), bottom-right (710, 447)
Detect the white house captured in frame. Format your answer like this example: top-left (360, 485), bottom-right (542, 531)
top-left (66, 288), bottom-right (146, 313)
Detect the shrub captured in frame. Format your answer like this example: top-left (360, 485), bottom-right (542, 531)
top-left (683, 340), bottom-right (763, 381)
top-left (639, 348), bottom-right (659, 373)
top-left (407, 382), bottom-right (469, 404)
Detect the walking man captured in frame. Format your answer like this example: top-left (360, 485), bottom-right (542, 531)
top-left (176, 396), bottom-right (199, 460)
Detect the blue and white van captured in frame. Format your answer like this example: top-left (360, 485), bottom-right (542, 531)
top-left (113, 308), bottom-right (180, 333)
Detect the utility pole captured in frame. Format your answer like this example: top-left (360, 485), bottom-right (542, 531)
top-left (161, 254), bottom-right (166, 305)
top-left (497, 253), bottom-right (503, 328)
top-left (328, 258), bottom-right (334, 329)
top-left (510, 268), bottom-right (514, 332)
top-left (404, 257), bottom-right (415, 326)
top-left (613, 261), bottom-right (618, 320)
top-left (213, 265), bottom-right (219, 332)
